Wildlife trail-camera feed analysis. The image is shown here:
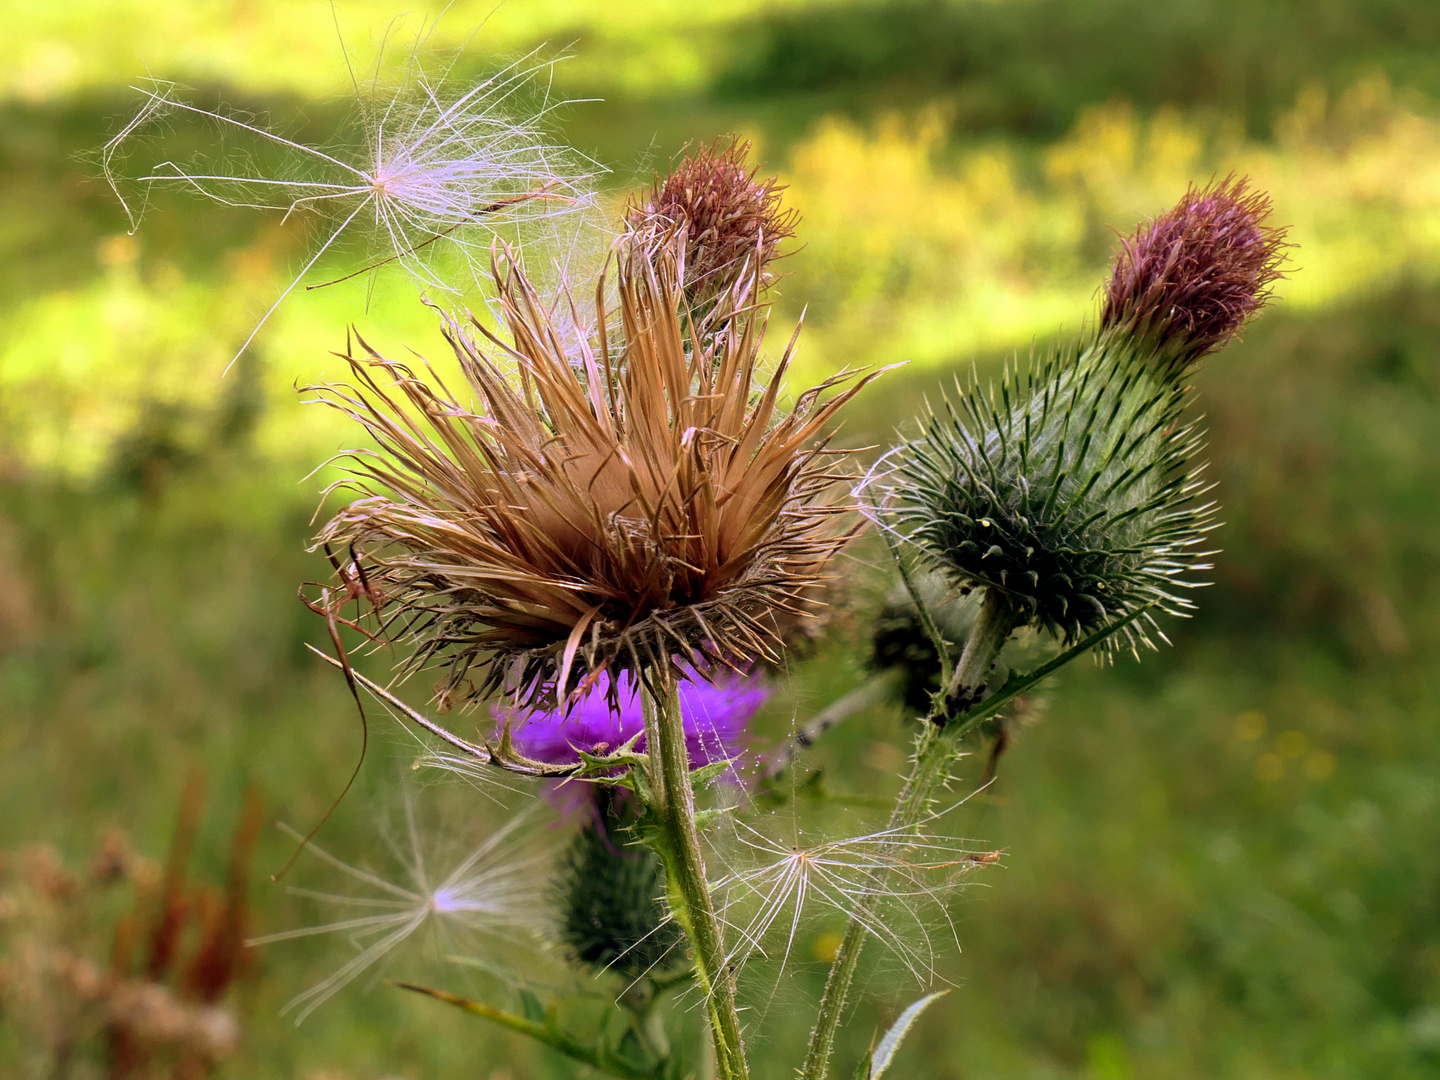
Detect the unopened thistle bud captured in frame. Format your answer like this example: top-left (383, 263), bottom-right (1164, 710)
top-left (554, 788), bottom-right (684, 980)
top-left (625, 138), bottom-right (797, 304)
top-left (893, 178), bottom-right (1288, 652)
top-left (1102, 175), bottom-right (1288, 377)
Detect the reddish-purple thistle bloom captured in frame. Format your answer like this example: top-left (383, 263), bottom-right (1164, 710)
top-left (1102, 175), bottom-right (1289, 375)
top-left (497, 669), bottom-right (767, 770)
top-left (625, 138), bottom-right (798, 302)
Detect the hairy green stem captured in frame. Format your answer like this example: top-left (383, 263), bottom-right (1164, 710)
top-left (800, 588), bottom-right (1016, 1080)
top-left (641, 671), bottom-right (749, 1080)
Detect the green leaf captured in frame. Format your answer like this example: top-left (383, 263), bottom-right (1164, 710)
top-left (692, 804), bottom-right (737, 831)
top-left (612, 1026), bottom-right (651, 1071)
top-left (689, 758), bottom-right (737, 788)
top-left (869, 991), bottom-right (949, 1080)
top-left (517, 987), bottom-right (547, 1024)
top-left (390, 981), bottom-right (664, 1080)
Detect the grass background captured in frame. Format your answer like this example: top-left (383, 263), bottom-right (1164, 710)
top-left (4, 1), bottom-right (1440, 1077)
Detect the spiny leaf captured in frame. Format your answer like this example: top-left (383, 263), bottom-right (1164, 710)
top-left (869, 990), bottom-right (950, 1080)
top-left (391, 981), bottom-right (665, 1080)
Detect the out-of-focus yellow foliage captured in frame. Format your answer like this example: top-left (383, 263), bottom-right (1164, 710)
top-left (782, 76), bottom-right (1440, 379)
top-left (0, 226), bottom-right (437, 477)
top-left (2, 0), bottom-right (796, 102)
top-left (0, 233), bottom-right (266, 476)
top-left (7, 76), bottom-right (1440, 477)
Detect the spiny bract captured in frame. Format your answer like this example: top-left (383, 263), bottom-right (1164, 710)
top-left (309, 242), bottom-right (878, 712)
top-left (891, 334), bottom-right (1215, 653)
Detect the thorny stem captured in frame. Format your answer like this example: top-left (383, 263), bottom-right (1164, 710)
top-left (799, 588), bottom-right (1017, 1080)
top-left (640, 671), bottom-right (750, 1080)
top-left (867, 486), bottom-right (954, 689)
top-left (942, 588), bottom-right (1020, 717)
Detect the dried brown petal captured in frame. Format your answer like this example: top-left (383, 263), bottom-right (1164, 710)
top-left (625, 138), bottom-right (797, 304)
top-left (309, 240), bottom-right (880, 711)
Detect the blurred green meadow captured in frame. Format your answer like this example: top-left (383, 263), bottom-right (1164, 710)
top-left (4, 1), bottom-right (1440, 1077)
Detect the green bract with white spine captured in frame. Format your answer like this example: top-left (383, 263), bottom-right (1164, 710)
top-left (890, 332), bottom-right (1215, 654)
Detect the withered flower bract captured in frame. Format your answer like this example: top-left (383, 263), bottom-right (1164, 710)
top-left (310, 241), bottom-right (877, 711)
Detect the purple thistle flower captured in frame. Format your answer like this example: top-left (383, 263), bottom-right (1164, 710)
top-left (1102, 175), bottom-right (1289, 376)
top-left (497, 669), bottom-right (768, 770)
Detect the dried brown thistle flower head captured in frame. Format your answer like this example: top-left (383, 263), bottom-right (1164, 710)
top-left (310, 241), bottom-right (879, 712)
top-left (1102, 175), bottom-right (1288, 376)
top-left (625, 138), bottom-right (797, 304)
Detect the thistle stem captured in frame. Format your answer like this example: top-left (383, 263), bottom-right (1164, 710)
top-left (799, 588), bottom-right (1016, 1080)
top-left (763, 669), bottom-right (904, 784)
top-left (641, 671), bottom-right (749, 1080)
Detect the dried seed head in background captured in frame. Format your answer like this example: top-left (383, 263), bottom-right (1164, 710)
top-left (1101, 175), bottom-right (1289, 376)
top-left (0, 781), bottom-right (258, 1078)
top-left (625, 138), bottom-right (797, 305)
top-left (311, 237), bottom-right (879, 712)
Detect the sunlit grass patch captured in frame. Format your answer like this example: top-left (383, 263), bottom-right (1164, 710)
top-left (780, 77), bottom-right (1440, 382)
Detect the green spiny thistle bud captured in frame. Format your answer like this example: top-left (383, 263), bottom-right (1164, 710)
top-left (891, 178), bottom-right (1288, 653)
top-left (554, 790), bottom-right (683, 980)
top-left (893, 340), bottom-right (1213, 652)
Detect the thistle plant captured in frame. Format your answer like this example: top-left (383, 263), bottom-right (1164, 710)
top-left (797, 177), bottom-right (1288, 1080)
top-left (888, 179), bottom-right (1283, 685)
top-left (297, 140), bottom-right (884, 1078)
top-left (309, 228), bottom-right (878, 714)
top-left (507, 671), bottom-right (764, 985)
top-left (274, 136), bottom-right (1285, 1079)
